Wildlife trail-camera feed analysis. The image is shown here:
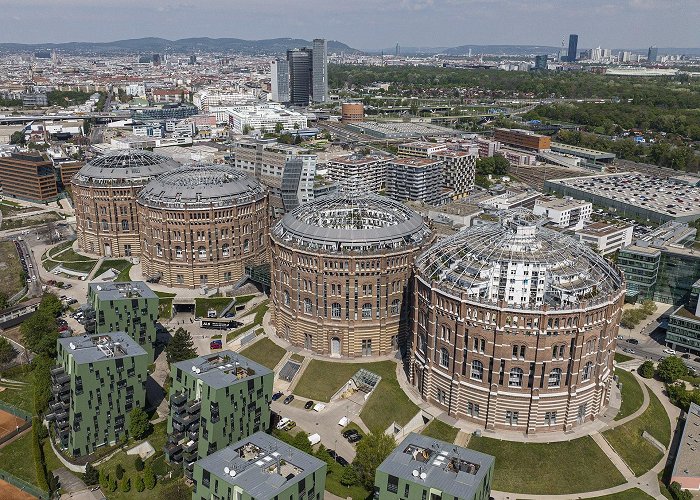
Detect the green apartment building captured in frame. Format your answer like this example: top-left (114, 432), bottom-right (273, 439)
top-left (192, 431), bottom-right (326, 500)
top-left (47, 333), bottom-right (148, 457)
top-left (87, 281), bottom-right (159, 361)
top-left (164, 351), bottom-right (273, 480)
top-left (375, 433), bottom-right (494, 500)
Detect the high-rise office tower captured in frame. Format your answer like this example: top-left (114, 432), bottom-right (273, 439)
top-left (648, 46), bottom-right (658, 62)
top-left (287, 48), bottom-right (313, 106)
top-left (567, 34), bottom-right (578, 62)
top-left (312, 38), bottom-right (328, 103)
top-left (271, 59), bottom-right (290, 103)
top-left (534, 54), bottom-right (548, 70)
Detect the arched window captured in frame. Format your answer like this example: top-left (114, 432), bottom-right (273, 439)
top-left (198, 246), bottom-right (207, 260)
top-left (101, 220), bottom-right (109, 231)
top-left (303, 298), bottom-right (312, 314)
top-left (156, 243), bottom-right (163, 256)
top-left (548, 368), bottom-right (562, 388)
top-left (283, 290), bottom-right (290, 306)
top-left (362, 303), bottom-right (372, 319)
top-left (509, 367), bottom-right (523, 387)
top-left (331, 303), bottom-right (341, 318)
top-left (243, 239), bottom-right (250, 253)
top-left (471, 360), bottom-right (483, 381)
top-left (121, 220), bottom-right (129, 231)
top-left (582, 362), bottom-right (593, 381)
top-left (175, 246), bottom-right (183, 259)
top-left (440, 348), bottom-right (449, 368)
top-left (390, 299), bottom-right (400, 315)
top-left (222, 243), bottom-right (230, 257)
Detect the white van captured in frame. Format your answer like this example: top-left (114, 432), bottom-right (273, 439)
top-left (276, 417), bottom-right (291, 430)
top-left (308, 433), bottom-right (321, 446)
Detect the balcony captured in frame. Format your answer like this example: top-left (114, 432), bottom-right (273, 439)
top-left (172, 411), bottom-right (199, 427)
top-left (186, 400), bottom-right (201, 414)
top-left (171, 392), bottom-right (187, 406)
top-left (182, 440), bottom-right (198, 453)
top-left (164, 442), bottom-right (182, 458)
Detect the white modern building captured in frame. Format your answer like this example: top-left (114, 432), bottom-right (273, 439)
top-left (576, 222), bottom-right (634, 255)
top-left (193, 89), bottom-right (259, 112)
top-left (229, 104), bottom-right (307, 134)
top-left (398, 141), bottom-right (448, 158)
top-left (533, 196), bottom-right (592, 230)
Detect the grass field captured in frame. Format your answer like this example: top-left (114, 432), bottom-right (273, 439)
top-left (42, 241), bottom-right (96, 274)
top-left (468, 435), bottom-right (626, 494)
top-left (0, 432), bottom-right (36, 484)
top-left (195, 297), bottom-right (234, 318)
top-left (225, 302), bottom-right (269, 342)
top-left (614, 352), bottom-right (634, 363)
top-left (603, 389), bottom-right (671, 476)
top-left (0, 369), bottom-right (34, 414)
top-left (294, 360), bottom-right (418, 433)
top-left (614, 369), bottom-right (644, 421)
top-left (0, 241), bottom-right (23, 298)
top-left (0, 211), bottom-right (61, 231)
top-left (94, 259), bottom-right (132, 280)
top-left (420, 419), bottom-right (458, 443)
top-left (587, 488), bottom-right (655, 500)
top-left (240, 338), bottom-right (287, 369)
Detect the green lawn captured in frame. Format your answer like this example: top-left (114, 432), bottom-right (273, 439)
top-left (421, 419), bottom-right (458, 443)
top-left (290, 353), bottom-right (305, 363)
top-left (1, 211), bottom-right (61, 230)
top-left (614, 352), bottom-right (634, 363)
top-left (225, 302), bottom-right (269, 342)
top-left (240, 338), bottom-right (287, 369)
top-left (42, 242), bottom-right (97, 274)
top-left (587, 488), bottom-right (655, 500)
top-left (0, 368), bottom-right (35, 414)
top-left (294, 360), bottom-right (418, 433)
top-left (0, 432), bottom-right (36, 484)
top-left (468, 435), bottom-right (626, 494)
top-left (0, 240), bottom-right (23, 298)
top-left (195, 297), bottom-right (234, 318)
top-left (325, 460), bottom-right (372, 500)
top-left (603, 388), bottom-right (671, 476)
top-left (154, 291), bottom-right (175, 320)
top-left (614, 368), bottom-right (644, 421)
top-left (94, 259), bottom-right (132, 280)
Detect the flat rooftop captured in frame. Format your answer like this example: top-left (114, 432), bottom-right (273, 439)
top-left (89, 281), bottom-right (157, 300)
top-left (550, 142), bottom-right (616, 160)
top-left (672, 402), bottom-right (700, 481)
top-left (59, 333), bottom-right (147, 364)
top-left (173, 350), bottom-right (271, 390)
top-left (577, 222), bottom-right (633, 237)
top-left (672, 305), bottom-right (700, 322)
top-left (547, 173), bottom-right (700, 219)
top-left (197, 431), bottom-right (325, 498)
top-left (390, 157), bottom-right (442, 167)
top-left (378, 432), bottom-right (494, 498)
top-left (535, 196), bottom-right (590, 210)
top-left (399, 141), bottom-right (447, 150)
top-left (329, 153), bottom-right (392, 165)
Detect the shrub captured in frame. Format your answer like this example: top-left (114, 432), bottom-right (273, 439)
top-left (340, 465), bottom-right (358, 486)
top-left (108, 476), bottom-right (117, 493)
top-left (144, 465), bottom-right (156, 490)
top-left (120, 477), bottom-right (131, 493)
top-left (638, 361), bottom-right (655, 378)
top-left (84, 463), bottom-right (99, 485)
top-left (135, 475), bottom-right (145, 492)
top-left (129, 408), bottom-right (151, 440)
top-left (116, 463), bottom-right (125, 480)
top-left (134, 455), bottom-right (144, 471)
top-left (99, 470), bottom-right (110, 489)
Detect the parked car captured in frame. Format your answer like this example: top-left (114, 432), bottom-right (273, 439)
top-left (342, 429), bottom-right (359, 439)
top-left (663, 348), bottom-right (676, 355)
top-left (347, 433), bottom-right (362, 443)
top-left (304, 400), bottom-right (314, 410)
top-left (210, 339), bottom-right (223, 350)
top-left (284, 420), bottom-right (297, 431)
top-left (283, 395), bottom-right (294, 405)
top-left (626, 339), bottom-right (639, 345)
top-left (335, 455), bottom-right (349, 467)
top-left (272, 391), bottom-right (284, 401)
top-left (682, 353), bottom-right (691, 359)
top-left (328, 450), bottom-right (338, 460)
top-left (276, 418), bottom-right (291, 430)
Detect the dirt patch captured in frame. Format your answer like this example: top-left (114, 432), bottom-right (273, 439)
top-left (0, 479), bottom-right (37, 500)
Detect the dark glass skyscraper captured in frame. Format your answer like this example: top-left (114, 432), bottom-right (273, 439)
top-left (567, 34), bottom-right (578, 62)
top-left (287, 48), bottom-right (313, 106)
top-left (312, 38), bottom-right (328, 103)
top-left (648, 46), bottom-right (658, 62)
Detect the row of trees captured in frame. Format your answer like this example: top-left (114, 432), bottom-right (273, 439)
top-left (620, 300), bottom-right (658, 330)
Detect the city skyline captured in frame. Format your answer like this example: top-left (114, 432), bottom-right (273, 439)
top-left (0, 0), bottom-right (697, 50)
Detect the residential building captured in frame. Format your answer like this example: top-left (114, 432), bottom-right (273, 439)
top-left (164, 351), bottom-right (273, 480)
top-left (477, 190), bottom-right (541, 211)
top-left (494, 129), bottom-right (551, 152)
top-left (670, 402), bottom-right (700, 489)
top-left (617, 222), bottom-right (700, 304)
top-left (280, 155), bottom-right (318, 212)
top-left (533, 196), bottom-right (592, 229)
top-left (152, 89), bottom-right (188, 104)
top-left (499, 148), bottom-right (537, 167)
top-left (228, 104), bottom-right (307, 135)
top-left (312, 38), bottom-right (328, 103)
top-left (576, 222), bottom-right (633, 255)
top-left (374, 433), bottom-right (494, 500)
top-left (57, 160), bottom-right (83, 188)
top-left (386, 157), bottom-right (444, 205)
top-left (192, 432), bottom-right (326, 500)
top-left (398, 141), bottom-right (448, 158)
top-left (567, 34), bottom-right (579, 62)
top-left (86, 281), bottom-right (159, 361)
top-left (47, 333), bottom-right (148, 457)
top-left (327, 153), bottom-right (391, 193)
top-left (287, 48), bottom-right (313, 106)
top-left (430, 150), bottom-right (477, 199)
top-left (22, 92), bottom-right (48, 107)
top-left (0, 152), bottom-right (58, 202)
top-left (477, 138), bottom-right (501, 158)
top-left (271, 59), bottom-right (290, 103)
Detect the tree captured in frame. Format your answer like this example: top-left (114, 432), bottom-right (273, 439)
top-left (99, 470), bottom-right (110, 490)
top-left (638, 361), bottom-right (655, 379)
top-left (669, 481), bottom-right (693, 500)
top-left (292, 430), bottom-right (312, 454)
top-left (0, 292), bottom-right (8, 310)
top-left (165, 328), bottom-right (197, 365)
top-left (641, 299), bottom-right (657, 316)
top-left (135, 475), bottom-right (145, 492)
top-left (0, 337), bottom-right (17, 365)
top-left (315, 444), bottom-right (334, 467)
top-left (242, 124), bottom-right (251, 135)
top-left (108, 476), bottom-right (117, 493)
top-left (657, 356), bottom-right (688, 383)
top-left (120, 477), bottom-right (131, 492)
top-left (143, 465), bottom-right (156, 490)
top-left (340, 465), bottom-right (358, 486)
top-left (116, 464), bottom-right (125, 480)
top-left (274, 121), bottom-right (284, 134)
top-left (20, 309), bottom-right (59, 357)
top-left (83, 463), bottom-right (99, 486)
top-left (129, 408), bottom-right (151, 440)
top-left (353, 432), bottom-right (396, 490)
top-left (10, 131), bottom-right (25, 145)
top-left (40, 293), bottom-right (63, 317)
top-left (134, 455), bottom-right (144, 472)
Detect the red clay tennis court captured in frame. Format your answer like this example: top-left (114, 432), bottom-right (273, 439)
top-left (0, 409), bottom-right (26, 442)
top-left (0, 479), bottom-right (37, 500)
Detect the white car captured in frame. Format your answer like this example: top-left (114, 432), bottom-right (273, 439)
top-left (276, 418), bottom-right (291, 430)
top-left (663, 348), bottom-right (676, 355)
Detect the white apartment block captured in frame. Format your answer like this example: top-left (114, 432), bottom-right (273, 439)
top-left (397, 141), bottom-right (448, 158)
top-left (192, 89), bottom-right (259, 112)
top-left (326, 154), bottom-right (392, 193)
top-left (533, 196), bottom-right (593, 229)
top-left (576, 222), bottom-right (634, 255)
top-left (229, 104), bottom-right (307, 134)
top-left (430, 150), bottom-right (477, 199)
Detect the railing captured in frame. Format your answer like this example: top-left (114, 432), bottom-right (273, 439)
top-left (0, 470), bottom-right (48, 499)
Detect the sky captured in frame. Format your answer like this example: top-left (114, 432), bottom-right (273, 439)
top-left (0, 0), bottom-right (698, 49)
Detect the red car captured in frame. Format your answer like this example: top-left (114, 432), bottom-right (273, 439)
top-left (210, 339), bottom-right (223, 349)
